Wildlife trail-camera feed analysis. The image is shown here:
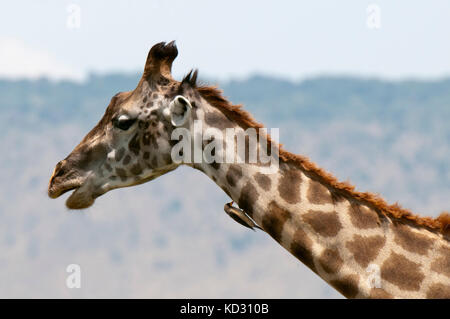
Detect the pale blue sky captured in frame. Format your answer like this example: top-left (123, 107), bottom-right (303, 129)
top-left (1, 0), bottom-right (450, 80)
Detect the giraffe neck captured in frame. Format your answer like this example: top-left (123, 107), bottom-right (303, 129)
top-left (187, 98), bottom-right (450, 298)
top-left (194, 151), bottom-right (449, 299)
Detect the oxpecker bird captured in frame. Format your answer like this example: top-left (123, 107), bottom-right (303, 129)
top-left (224, 201), bottom-right (263, 231)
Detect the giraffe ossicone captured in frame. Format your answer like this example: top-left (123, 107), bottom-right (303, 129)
top-left (48, 41), bottom-right (450, 299)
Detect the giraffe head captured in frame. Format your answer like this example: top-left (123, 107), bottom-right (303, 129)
top-left (48, 41), bottom-right (199, 209)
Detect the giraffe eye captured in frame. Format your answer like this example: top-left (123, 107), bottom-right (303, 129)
top-left (113, 115), bottom-right (137, 130)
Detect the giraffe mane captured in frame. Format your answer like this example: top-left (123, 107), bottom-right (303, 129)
top-left (192, 82), bottom-right (450, 236)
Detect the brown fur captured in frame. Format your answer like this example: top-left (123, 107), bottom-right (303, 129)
top-left (194, 84), bottom-right (450, 236)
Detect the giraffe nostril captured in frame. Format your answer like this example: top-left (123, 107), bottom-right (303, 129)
top-left (53, 161), bottom-right (66, 178)
top-left (55, 167), bottom-right (65, 178)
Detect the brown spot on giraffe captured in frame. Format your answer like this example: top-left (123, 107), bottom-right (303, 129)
top-left (346, 234), bottom-right (386, 268)
top-left (348, 203), bottom-right (380, 229)
top-left (226, 165), bottom-right (243, 187)
top-left (237, 182), bottom-right (259, 217)
top-left (290, 228), bottom-right (316, 272)
top-left (162, 153), bottom-right (172, 165)
top-left (254, 172), bottom-right (271, 191)
top-left (318, 248), bottom-right (342, 274)
top-left (115, 168), bottom-right (127, 182)
top-left (278, 169), bottom-right (302, 204)
top-left (151, 157), bottom-right (158, 168)
top-left (303, 210), bottom-right (342, 237)
top-left (330, 275), bottom-right (359, 298)
top-left (393, 223), bottom-right (433, 255)
top-left (143, 132), bottom-right (151, 146)
top-left (210, 161), bottom-right (221, 170)
top-left (139, 120), bottom-right (149, 130)
top-left (381, 252), bottom-right (424, 291)
top-left (115, 148), bottom-right (125, 162)
top-left (244, 135), bottom-right (251, 164)
top-left (220, 184), bottom-right (232, 199)
top-left (369, 288), bottom-right (393, 299)
top-left (262, 201), bottom-right (291, 243)
top-left (123, 155), bottom-right (131, 166)
top-left (425, 283), bottom-right (450, 299)
top-left (130, 163), bottom-right (142, 175)
top-left (430, 246), bottom-right (450, 278)
top-left (204, 111), bottom-right (234, 130)
top-left (307, 179), bottom-right (333, 204)
top-left (128, 133), bottom-right (140, 155)
top-left (331, 192), bottom-right (346, 204)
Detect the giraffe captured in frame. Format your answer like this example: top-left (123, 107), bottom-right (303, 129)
top-left (48, 42), bottom-right (450, 298)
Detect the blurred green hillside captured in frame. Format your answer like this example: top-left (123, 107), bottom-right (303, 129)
top-left (2, 74), bottom-right (450, 134)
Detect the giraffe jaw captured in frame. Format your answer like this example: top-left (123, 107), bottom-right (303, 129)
top-left (48, 180), bottom-right (93, 210)
top-left (65, 175), bottom-right (109, 210)
top-left (48, 173), bottom-right (94, 209)
top-left (65, 186), bottom-right (96, 209)
top-left (49, 164), bottom-right (179, 210)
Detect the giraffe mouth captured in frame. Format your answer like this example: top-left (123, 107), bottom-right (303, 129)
top-left (48, 163), bottom-right (83, 199)
top-left (48, 178), bottom-right (98, 210)
top-left (48, 180), bottom-right (81, 199)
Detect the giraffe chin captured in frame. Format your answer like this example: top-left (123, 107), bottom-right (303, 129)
top-left (65, 187), bottom-right (96, 210)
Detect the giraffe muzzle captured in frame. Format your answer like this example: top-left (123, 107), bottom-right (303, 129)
top-left (48, 160), bottom-right (83, 199)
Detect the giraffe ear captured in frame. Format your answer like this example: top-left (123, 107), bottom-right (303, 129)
top-left (142, 41), bottom-right (178, 81)
top-left (165, 95), bottom-right (192, 127)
